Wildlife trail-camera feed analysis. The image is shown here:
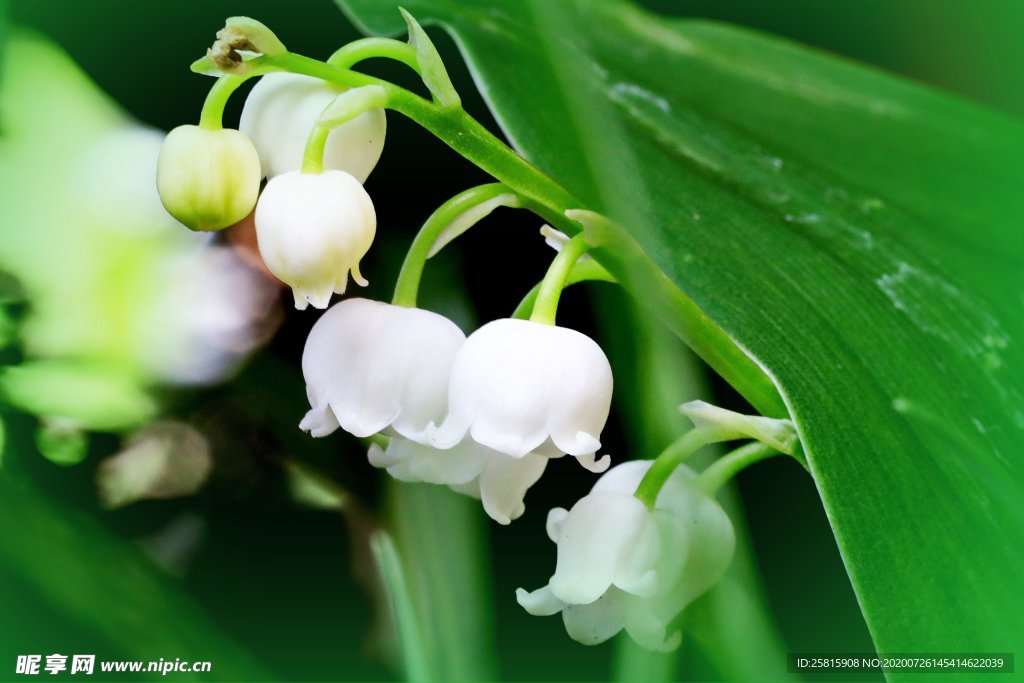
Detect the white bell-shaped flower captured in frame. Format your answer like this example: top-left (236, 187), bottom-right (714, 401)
top-left (368, 436), bottom-right (551, 525)
top-left (239, 72), bottom-right (386, 182)
top-left (300, 298), bottom-right (465, 440)
top-left (255, 169), bottom-right (375, 310)
top-left (516, 460), bottom-right (735, 651)
top-left (433, 319), bottom-right (613, 467)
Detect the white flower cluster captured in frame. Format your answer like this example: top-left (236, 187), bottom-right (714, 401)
top-left (154, 50), bottom-right (744, 652)
top-left (157, 73), bottom-right (384, 310)
top-left (157, 68), bottom-right (617, 524)
top-left (301, 299), bottom-right (614, 524)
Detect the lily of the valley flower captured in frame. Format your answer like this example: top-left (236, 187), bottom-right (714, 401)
top-left (368, 436), bottom-right (550, 525)
top-left (300, 298), bottom-right (465, 439)
top-left (240, 72), bottom-right (386, 182)
top-left (516, 460), bottom-right (735, 651)
top-left (255, 169), bottom-right (375, 309)
top-left (432, 318), bottom-right (613, 471)
top-left (156, 125), bottom-right (262, 231)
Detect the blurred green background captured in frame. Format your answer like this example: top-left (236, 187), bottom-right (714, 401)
top-left (1, 1), bottom-right (1021, 681)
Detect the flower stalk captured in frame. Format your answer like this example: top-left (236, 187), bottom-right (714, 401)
top-left (695, 441), bottom-right (778, 496)
top-left (198, 74), bottom-right (250, 130)
top-left (633, 428), bottom-right (727, 508)
top-left (392, 183), bottom-right (520, 307)
top-left (328, 37), bottom-right (420, 72)
top-left (300, 125), bottom-right (330, 174)
top-left (530, 233), bottom-right (591, 325)
top-left (512, 259), bottom-right (617, 320)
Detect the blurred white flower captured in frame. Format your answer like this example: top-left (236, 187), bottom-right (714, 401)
top-left (368, 436), bottom-right (551, 525)
top-left (66, 126), bottom-right (277, 388)
top-left (516, 460), bottom-right (735, 651)
top-left (255, 169), bottom-right (376, 310)
top-left (239, 72), bottom-right (386, 182)
top-left (300, 299), bottom-right (465, 439)
top-left (433, 318), bottom-right (612, 469)
top-left (0, 36), bottom-right (279, 430)
top-left (139, 240), bottom-right (278, 386)
top-left (96, 421), bottom-right (213, 508)
top-left (71, 127), bottom-right (181, 236)
top-left (156, 124), bottom-right (262, 232)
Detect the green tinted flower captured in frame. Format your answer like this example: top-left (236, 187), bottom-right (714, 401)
top-left (156, 125), bottom-right (261, 232)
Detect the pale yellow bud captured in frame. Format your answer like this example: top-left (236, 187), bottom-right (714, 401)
top-left (156, 125), bottom-right (261, 231)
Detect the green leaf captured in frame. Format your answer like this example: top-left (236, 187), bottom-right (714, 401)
top-left (386, 482), bottom-right (497, 682)
top-left (0, 475), bottom-right (271, 680)
top-left (398, 8), bottom-right (460, 108)
top-left (370, 530), bottom-right (433, 683)
top-left (336, 0), bottom-right (1024, 663)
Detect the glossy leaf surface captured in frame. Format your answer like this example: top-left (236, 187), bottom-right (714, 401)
top-left (338, 0), bottom-right (1024, 661)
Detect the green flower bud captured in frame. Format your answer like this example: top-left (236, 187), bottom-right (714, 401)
top-left (156, 125), bottom-right (261, 231)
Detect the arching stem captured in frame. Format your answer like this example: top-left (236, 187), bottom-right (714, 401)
top-left (328, 37), bottom-right (420, 73)
top-left (198, 75), bottom-right (250, 130)
top-left (392, 184), bottom-right (520, 307)
top-left (695, 442), bottom-right (779, 496)
top-left (301, 125), bottom-right (330, 174)
top-left (634, 428), bottom-right (732, 508)
top-left (512, 260), bottom-right (617, 319)
top-left (529, 234), bottom-right (590, 325)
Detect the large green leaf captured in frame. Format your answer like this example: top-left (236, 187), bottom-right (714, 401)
top-left (336, 0), bottom-right (1024, 665)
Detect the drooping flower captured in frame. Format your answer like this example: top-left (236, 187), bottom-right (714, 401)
top-left (516, 460), bottom-right (735, 651)
top-left (255, 170), bottom-right (376, 309)
top-left (368, 436), bottom-right (551, 525)
top-left (432, 318), bottom-right (612, 470)
top-left (239, 72), bottom-right (386, 182)
top-left (0, 33), bottom-right (279, 438)
top-left (300, 298), bottom-right (464, 439)
top-left (156, 125), bottom-right (262, 232)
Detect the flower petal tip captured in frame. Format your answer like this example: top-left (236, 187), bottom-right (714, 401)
top-left (350, 263), bottom-right (369, 288)
top-left (546, 507), bottom-right (569, 542)
top-left (516, 586), bottom-right (564, 616)
top-left (299, 406), bottom-right (339, 438)
top-left (577, 452), bottom-right (611, 473)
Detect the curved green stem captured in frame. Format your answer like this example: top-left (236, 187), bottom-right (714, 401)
top-left (530, 234), bottom-right (590, 325)
top-left (392, 184), bottom-right (519, 307)
top-left (512, 260), bottom-right (617, 320)
top-left (328, 37), bottom-right (420, 73)
top-left (695, 442), bottom-right (778, 497)
top-left (198, 75), bottom-right (248, 130)
top-left (634, 427), bottom-right (734, 508)
top-left (301, 125), bottom-right (329, 174)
